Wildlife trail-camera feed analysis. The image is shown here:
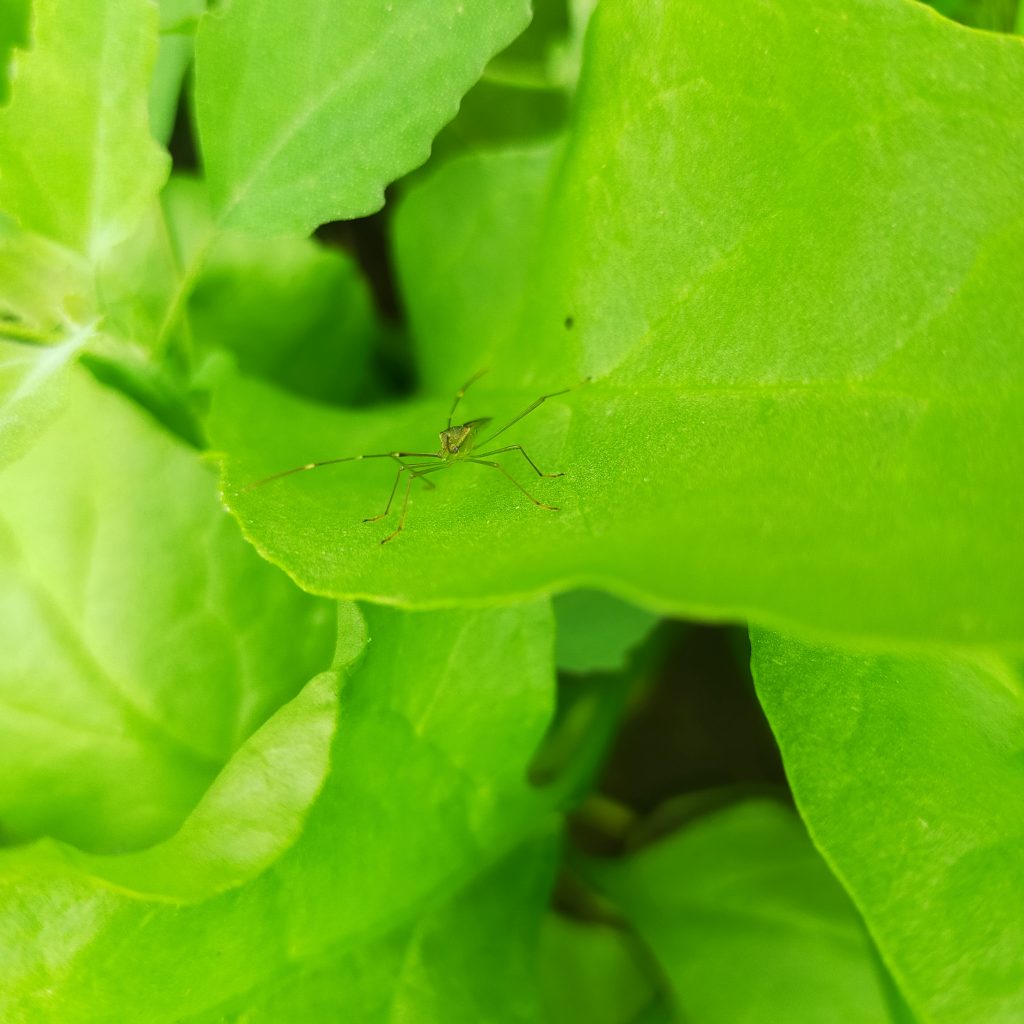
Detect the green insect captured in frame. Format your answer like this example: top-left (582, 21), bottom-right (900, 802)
top-left (246, 371), bottom-right (570, 544)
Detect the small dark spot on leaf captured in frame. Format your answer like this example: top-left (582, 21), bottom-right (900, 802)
top-left (564, 316), bottom-right (574, 329)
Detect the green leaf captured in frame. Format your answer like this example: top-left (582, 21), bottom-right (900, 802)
top-left (0, 331), bottom-right (90, 471)
top-left (540, 914), bottom-right (670, 1024)
top-left (0, 599), bottom-right (558, 1020)
top-left (750, 632), bottom-right (1024, 1023)
top-left (0, 0), bottom-right (170, 257)
top-left (92, 193), bottom-right (189, 354)
top-left (26, 667), bottom-right (343, 902)
top-left (397, 144), bottom-right (559, 394)
top-left (184, 833), bottom-right (559, 1023)
top-left (97, 177), bottom-right (379, 406)
top-left (585, 799), bottom-right (904, 1024)
top-left (427, 78), bottom-right (569, 171)
top-left (188, 211), bottom-right (378, 406)
top-left (553, 589), bottom-right (660, 674)
top-left (0, 0), bottom-right (29, 103)
top-left (149, 0), bottom-right (206, 145)
top-left (925, 0), bottom-right (1020, 31)
top-left (0, 220), bottom-right (94, 331)
top-left (0, 367), bottom-right (334, 852)
top-left (383, 0), bottom-right (1024, 647)
top-left (193, 0), bottom-right (531, 234)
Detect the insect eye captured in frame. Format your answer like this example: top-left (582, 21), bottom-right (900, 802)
top-left (451, 445), bottom-right (459, 454)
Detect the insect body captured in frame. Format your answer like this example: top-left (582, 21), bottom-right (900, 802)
top-left (246, 371), bottom-right (570, 544)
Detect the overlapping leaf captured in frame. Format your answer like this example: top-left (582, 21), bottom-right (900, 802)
top-left (0, 596), bottom-right (559, 1020)
top-left (584, 799), bottom-right (906, 1023)
top-left (181, 834), bottom-right (559, 1024)
top-left (751, 633), bottom-right (1024, 1023)
top-left (194, 0), bottom-right (531, 234)
top-left (0, 368), bottom-right (334, 851)
top-left (215, 0), bottom-right (1024, 650)
top-left (0, 0), bottom-right (169, 257)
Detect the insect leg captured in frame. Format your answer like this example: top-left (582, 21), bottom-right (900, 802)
top-left (473, 444), bottom-right (564, 478)
top-left (364, 462), bottom-right (443, 523)
top-left (363, 466), bottom-right (405, 523)
top-left (379, 465), bottom-right (448, 545)
top-left (467, 459), bottom-right (559, 511)
top-left (244, 451), bottom-right (440, 491)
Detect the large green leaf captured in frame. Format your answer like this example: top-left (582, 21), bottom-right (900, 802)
top-left (750, 633), bottom-right (1024, 1023)
top-left (0, 367), bottom-right (334, 852)
top-left (0, 599), bottom-right (559, 1020)
top-left (585, 799), bottom-right (905, 1024)
top-left (182, 833), bottom-right (559, 1023)
top-left (0, 0), bottom-right (169, 257)
top-left (214, 0), bottom-right (1024, 649)
top-left (19, 667), bottom-right (343, 902)
top-left (193, 0), bottom-right (531, 234)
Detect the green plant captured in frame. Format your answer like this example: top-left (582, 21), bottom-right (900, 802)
top-left (1, 0), bottom-right (1021, 1021)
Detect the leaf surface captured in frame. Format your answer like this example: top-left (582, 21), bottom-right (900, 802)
top-left (182, 834), bottom-right (559, 1023)
top-left (215, 0), bottom-right (1024, 649)
top-left (0, 0), bottom-right (28, 103)
top-left (540, 914), bottom-right (669, 1024)
top-left (0, 0), bottom-right (169, 257)
top-left (0, 332), bottom-right (89, 471)
top-left (750, 632), bottom-right (1024, 1023)
top-left (194, 0), bottom-right (531, 234)
top-left (0, 367), bottom-right (334, 852)
top-left (554, 590), bottom-right (660, 674)
top-left (585, 799), bottom-right (905, 1024)
top-left (0, 598), bottom-right (559, 1021)
top-left (399, 0), bottom-right (1024, 642)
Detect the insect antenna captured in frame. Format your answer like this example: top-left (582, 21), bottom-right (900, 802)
top-left (447, 369), bottom-right (488, 428)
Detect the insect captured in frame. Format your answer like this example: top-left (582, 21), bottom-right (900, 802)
top-left (245, 371), bottom-right (571, 544)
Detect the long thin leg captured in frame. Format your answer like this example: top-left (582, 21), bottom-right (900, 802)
top-left (363, 461), bottom-right (440, 523)
top-left (447, 369), bottom-right (488, 428)
top-left (475, 388), bottom-right (573, 448)
top-left (473, 444), bottom-right (564, 478)
top-left (467, 459), bottom-right (559, 511)
top-left (380, 465), bottom-right (448, 544)
top-left (245, 451), bottom-right (441, 490)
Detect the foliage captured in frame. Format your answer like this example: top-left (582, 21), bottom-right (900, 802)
top-left (0, 0), bottom-right (1021, 1020)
